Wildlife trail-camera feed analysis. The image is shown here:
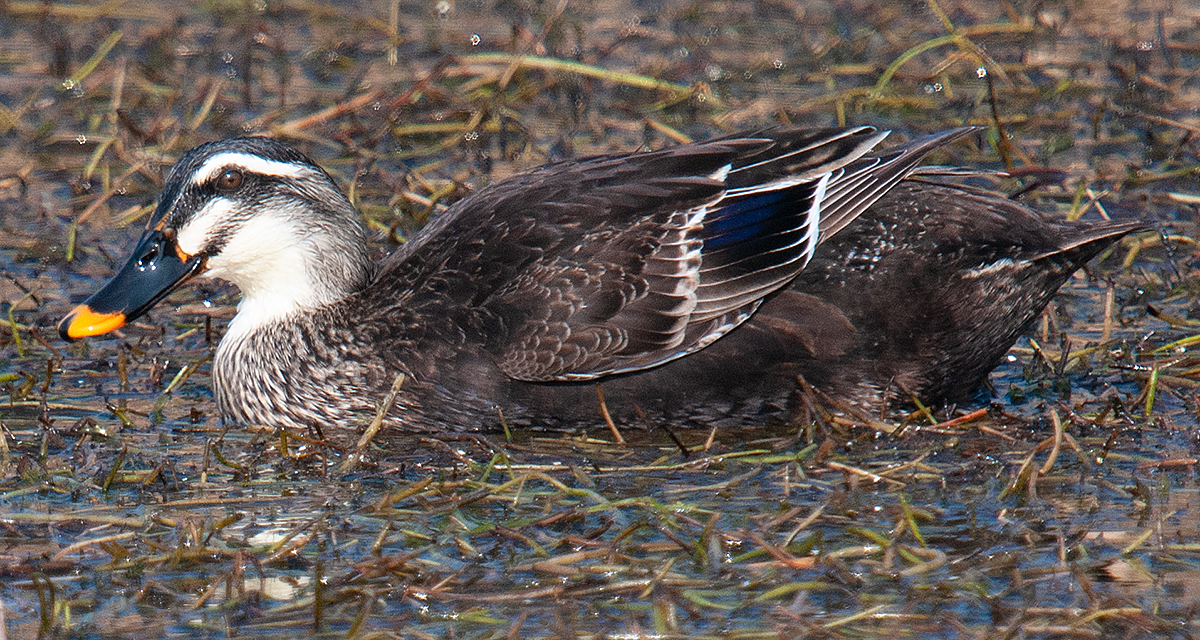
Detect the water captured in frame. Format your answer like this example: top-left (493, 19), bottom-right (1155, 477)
top-left (1, 0), bottom-right (1200, 637)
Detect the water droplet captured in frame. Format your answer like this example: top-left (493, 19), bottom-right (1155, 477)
top-left (1137, 40), bottom-right (1153, 51)
top-left (470, 33), bottom-right (480, 46)
top-left (75, 134), bottom-right (87, 144)
top-left (976, 66), bottom-right (987, 78)
top-left (222, 52), bottom-right (234, 64)
top-left (773, 59), bottom-right (784, 69)
top-left (435, 0), bottom-right (450, 17)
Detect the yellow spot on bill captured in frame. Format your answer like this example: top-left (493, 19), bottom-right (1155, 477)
top-left (63, 305), bottom-right (126, 339)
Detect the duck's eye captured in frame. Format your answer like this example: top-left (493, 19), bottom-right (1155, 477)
top-left (215, 169), bottom-right (244, 192)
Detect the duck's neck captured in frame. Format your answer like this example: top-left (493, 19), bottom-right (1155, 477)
top-left (210, 231), bottom-right (376, 429)
top-left (207, 213), bottom-right (374, 345)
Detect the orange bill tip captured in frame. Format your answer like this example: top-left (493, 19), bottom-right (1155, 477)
top-left (61, 305), bottom-right (127, 340)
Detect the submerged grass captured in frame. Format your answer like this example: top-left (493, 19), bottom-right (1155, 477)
top-left (0, 0), bottom-right (1199, 637)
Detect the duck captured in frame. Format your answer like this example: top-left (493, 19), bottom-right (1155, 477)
top-left (782, 177), bottom-right (1145, 408)
top-left (57, 126), bottom-right (1144, 433)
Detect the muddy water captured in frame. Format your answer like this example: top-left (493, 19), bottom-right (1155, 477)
top-left (0, 0), bottom-right (1198, 637)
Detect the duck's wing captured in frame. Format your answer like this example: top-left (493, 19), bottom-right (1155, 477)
top-left (814, 128), bottom-right (980, 241)
top-left (781, 178), bottom-right (1149, 404)
top-left (369, 126), bottom-right (973, 382)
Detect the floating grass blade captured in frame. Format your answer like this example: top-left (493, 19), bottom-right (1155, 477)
top-left (459, 53), bottom-right (696, 96)
top-left (62, 30), bottom-right (122, 90)
top-left (1145, 362), bottom-right (1159, 419)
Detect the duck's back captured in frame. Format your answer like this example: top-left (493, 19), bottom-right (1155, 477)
top-left (351, 127), bottom-right (938, 385)
top-left (344, 179), bottom-right (1143, 431)
top-left (754, 179), bottom-right (1146, 408)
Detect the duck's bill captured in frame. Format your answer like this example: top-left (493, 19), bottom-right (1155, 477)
top-left (58, 230), bottom-right (206, 341)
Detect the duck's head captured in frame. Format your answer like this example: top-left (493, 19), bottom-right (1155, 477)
top-left (59, 137), bottom-right (373, 341)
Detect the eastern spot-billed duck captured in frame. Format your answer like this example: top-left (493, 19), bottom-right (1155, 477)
top-left (57, 127), bottom-right (1144, 432)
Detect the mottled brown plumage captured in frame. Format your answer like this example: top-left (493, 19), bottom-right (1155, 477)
top-left (58, 127), bottom-right (1144, 434)
top-left (766, 179), bottom-right (1146, 407)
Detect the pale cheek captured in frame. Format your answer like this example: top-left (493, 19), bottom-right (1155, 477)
top-left (203, 253), bottom-right (247, 281)
top-left (206, 243), bottom-right (282, 284)
top-left (176, 225), bottom-right (207, 257)
top-left (176, 198), bottom-right (232, 256)
top-left (205, 233), bottom-right (312, 301)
